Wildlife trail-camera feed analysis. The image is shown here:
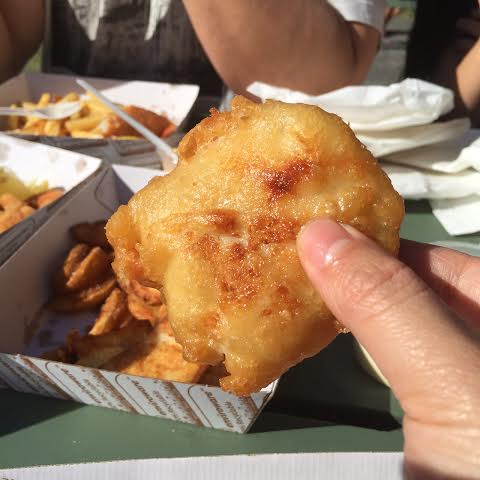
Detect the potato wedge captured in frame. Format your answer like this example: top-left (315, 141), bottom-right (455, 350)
top-left (70, 221), bottom-right (109, 248)
top-left (49, 275), bottom-right (117, 312)
top-left (90, 288), bottom-right (133, 335)
top-left (69, 320), bottom-right (152, 368)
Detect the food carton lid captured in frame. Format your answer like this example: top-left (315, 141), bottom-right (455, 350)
top-left (0, 452), bottom-right (404, 479)
top-left (0, 133), bottom-right (102, 265)
top-left (0, 72), bottom-right (200, 127)
top-left (0, 164), bottom-right (277, 433)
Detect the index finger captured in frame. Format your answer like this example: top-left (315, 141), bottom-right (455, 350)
top-left (400, 239), bottom-right (480, 330)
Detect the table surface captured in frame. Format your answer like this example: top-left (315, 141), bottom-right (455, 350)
top-left (1, 201), bottom-right (479, 469)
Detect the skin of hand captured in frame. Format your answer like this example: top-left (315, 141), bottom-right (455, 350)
top-left (434, 6), bottom-right (480, 126)
top-left (0, 0), bottom-right (44, 82)
top-left (182, 0), bottom-right (380, 96)
top-left (297, 219), bottom-right (480, 480)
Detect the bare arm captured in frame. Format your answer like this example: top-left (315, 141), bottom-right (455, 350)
top-left (432, 9), bottom-right (480, 126)
top-left (455, 38), bottom-right (480, 126)
top-left (0, 0), bottom-right (44, 82)
top-left (182, 0), bottom-right (380, 95)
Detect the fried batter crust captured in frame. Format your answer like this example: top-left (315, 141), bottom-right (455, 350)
top-left (106, 97), bottom-right (404, 395)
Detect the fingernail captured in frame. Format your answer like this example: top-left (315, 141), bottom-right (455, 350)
top-left (297, 219), bottom-right (352, 267)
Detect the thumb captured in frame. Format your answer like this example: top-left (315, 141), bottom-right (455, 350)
top-left (296, 219), bottom-right (480, 425)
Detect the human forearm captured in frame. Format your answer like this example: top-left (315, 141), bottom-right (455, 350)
top-left (183, 0), bottom-right (379, 95)
top-left (0, 1), bottom-right (44, 83)
top-left (0, 14), bottom-right (18, 81)
top-left (456, 39), bottom-right (480, 125)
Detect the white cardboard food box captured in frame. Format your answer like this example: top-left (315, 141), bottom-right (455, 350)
top-left (0, 164), bottom-right (277, 433)
top-left (0, 453), bottom-right (405, 479)
top-left (0, 72), bottom-right (199, 167)
top-left (0, 133), bottom-right (101, 266)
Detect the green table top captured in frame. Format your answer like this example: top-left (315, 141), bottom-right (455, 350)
top-left (1, 201), bottom-right (478, 469)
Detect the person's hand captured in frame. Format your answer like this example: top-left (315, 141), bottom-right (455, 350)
top-left (297, 219), bottom-right (480, 479)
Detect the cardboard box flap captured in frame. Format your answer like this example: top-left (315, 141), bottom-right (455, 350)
top-left (0, 453), bottom-right (405, 479)
top-left (0, 133), bottom-right (101, 190)
top-left (0, 133), bottom-right (102, 266)
top-left (0, 72), bottom-right (199, 127)
top-left (0, 164), bottom-right (277, 433)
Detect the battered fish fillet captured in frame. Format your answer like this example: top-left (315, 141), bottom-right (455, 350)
top-left (106, 97), bottom-right (404, 396)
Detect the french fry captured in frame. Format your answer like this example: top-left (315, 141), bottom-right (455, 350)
top-left (89, 288), bottom-right (133, 335)
top-left (6, 92), bottom-right (174, 139)
top-left (37, 93), bottom-right (51, 106)
top-left (85, 92), bottom-right (113, 113)
top-left (70, 220), bottom-right (110, 248)
top-left (23, 116), bottom-right (45, 131)
top-left (101, 320), bottom-right (206, 383)
top-left (6, 104), bottom-right (20, 130)
top-left (58, 92), bottom-right (80, 103)
top-left (66, 247), bottom-right (112, 293)
top-left (55, 243), bottom-right (91, 290)
top-left (26, 187), bottom-right (65, 209)
top-left (21, 101), bottom-right (37, 110)
top-left (70, 131), bottom-right (103, 139)
top-left (43, 119), bottom-right (65, 136)
top-left (43, 220), bottom-right (211, 386)
top-left (127, 293), bottom-right (167, 326)
top-left (48, 275), bottom-right (117, 312)
top-left (65, 112), bottom-right (104, 133)
top-left (0, 193), bottom-right (35, 234)
top-left (70, 320), bottom-right (152, 368)
top-left (53, 244), bottom-right (112, 294)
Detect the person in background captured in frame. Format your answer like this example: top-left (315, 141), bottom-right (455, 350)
top-left (405, 0), bottom-right (480, 127)
top-left (0, 0), bottom-right (385, 121)
top-left (384, 6), bottom-right (401, 27)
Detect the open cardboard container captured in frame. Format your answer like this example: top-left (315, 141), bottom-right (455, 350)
top-left (0, 72), bottom-right (199, 167)
top-left (0, 133), bottom-right (101, 266)
top-left (0, 164), bottom-right (277, 433)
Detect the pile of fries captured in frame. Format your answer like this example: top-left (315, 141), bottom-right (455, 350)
top-left (7, 92), bottom-right (175, 139)
top-left (0, 166), bottom-right (64, 234)
top-left (46, 221), bottom-right (222, 385)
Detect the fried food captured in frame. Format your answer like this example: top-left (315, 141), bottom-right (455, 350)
top-left (45, 222), bottom-right (206, 384)
top-left (48, 275), bottom-right (117, 312)
top-left (102, 319), bottom-right (206, 383)
top-left (0, 193), bottom-right (35, 234)
top-left (89, 288), bottom-right (134, 335)
top-left (0, 168), bottom-right (63, 234)
top-left (106, 96), bottom-right (404, 395)
top-left (54, 245), bottom-right (112, 294)
top-left (7, 92), bottom-right (175, 139)
top-left (49, 238), bottom-right (117, 312)
top-left (70, 221), bottom-right (109, 248)
top-left (67, 320), bottom-right (152, 368)
top-left (127, 292), bottom-right (167, 326)
top-left (26, 187), bottom-right (65, 209)
top-left (97, 105), bottom-right (176, 138)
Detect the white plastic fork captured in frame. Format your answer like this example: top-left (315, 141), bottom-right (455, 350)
top-left (76, 79), bottom-right (178, 172)
top-left (0, 102), bottom-right (81, 120)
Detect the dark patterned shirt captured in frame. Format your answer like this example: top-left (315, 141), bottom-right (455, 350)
top-left (43, 0), bottom-right (224, 99)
